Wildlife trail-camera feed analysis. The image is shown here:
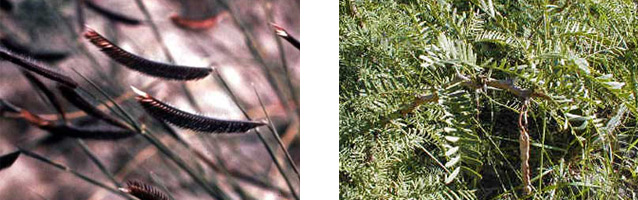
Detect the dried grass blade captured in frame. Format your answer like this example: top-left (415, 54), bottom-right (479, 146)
top-left (169, 12), bottom-right (228, 31)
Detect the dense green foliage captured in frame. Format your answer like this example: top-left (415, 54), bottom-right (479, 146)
top-left (339, 0), bottom-right (638, 199)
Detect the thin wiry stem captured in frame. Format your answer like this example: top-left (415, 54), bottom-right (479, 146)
top-left (75, 0), bottom-right (86, 33)
top-left (254, 130), bottom-right (299, 200)
top-left (205, 136), bottom-right (256, 200)
top-left (213, 70), bottom-right (299, 200)
top-left (76, 139), bottom-right (122, 188)
top-left (37, 0), bottom-right (124, 94)
top-left (262, 0), bottom-right (300, 114)
top-left (18, 148), bottom-right (134, 199)
top-left (85, 0), bottom-right (142, 25)
top-left (139, 130), bottom-right (231, 200)
top-left (253, 85), bottom-right (300, 177)
top-left (149, 172), bottom-right (176, 200)
top-left (218, 0), bottom-right (298, 119)
top-left (160, 121), bottom-right (291, 196)
top-left (71, 68), bottom-right (139, 130)
top-left (58, 84), bottom-right (130, 129)
top-left (76, 139), bottom-right (135, 200)
top-left (21, 71), bottom-right (67, 122)
top-left (132, 0), bottom-right (203, 111)
top-left (132, 0), bottom-right (174, 63)
top-left (72, 69), bottom-right (230, 200)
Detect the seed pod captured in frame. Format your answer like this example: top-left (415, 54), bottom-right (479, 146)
top-left (0, 46), bottom-right (78, 88)
top-left (132, 86), bottom-right (266, 133)
top-left (84, 28), bottom-right (212, 80)
top-left (120, 181), bottom-right (169, 200)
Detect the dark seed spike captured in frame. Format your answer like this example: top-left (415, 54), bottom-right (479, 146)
top-left (123, 180), bottom-right (170, 200)
top-left (0, 151), bottom-right (20, 171)
top-left (0, 46), bottom-right (78, 88)
top-left (42, 123), bottom-right (136, 140)
top-left (83, 28), bottom-right (212, 80)
top-left (131, 86), bottom-right (266, 133)
top-left (57, 84), bottom-right (130, 129)
top-left (283, 35), bottom-right (300, 49)
top-left (271, 23), bottom-right (300, 49)
top-left (85, 0), bottom-right (142, 25)
top-left (0, 38), bottom-right (69, 62)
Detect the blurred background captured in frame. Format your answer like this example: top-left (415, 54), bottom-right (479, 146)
top-left (0, 0), bottom-right (299, 199)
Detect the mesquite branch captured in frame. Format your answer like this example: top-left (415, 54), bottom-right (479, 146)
top-left (389, 73), bottom-right (543, 196)
top-left (393, 73), bottom-right (550, 120)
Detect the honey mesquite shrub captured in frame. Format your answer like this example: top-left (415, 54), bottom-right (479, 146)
top-left (339, 0), bottom-right (638, 199)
